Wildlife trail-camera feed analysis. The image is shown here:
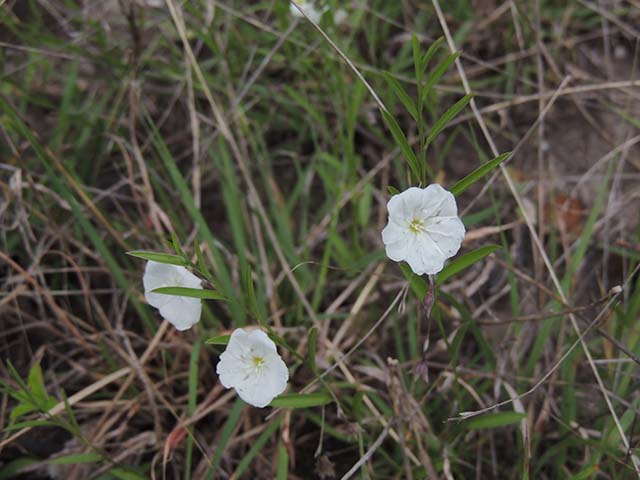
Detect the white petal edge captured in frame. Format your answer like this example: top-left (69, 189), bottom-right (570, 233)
top-left (142, 261), bottom-right (203, 329)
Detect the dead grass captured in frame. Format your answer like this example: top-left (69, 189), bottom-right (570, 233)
top-left (1, 0), bottom-right (640, 478)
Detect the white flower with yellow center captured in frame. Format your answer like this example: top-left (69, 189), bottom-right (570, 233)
top-left (381, 185), bottom-right (465, 276)
top-left (143, 261), bottom-right (203, 331)
top-left (216, 328), bottom-right (289, 408)
top-left (290, 0), bottom-right (326, 23)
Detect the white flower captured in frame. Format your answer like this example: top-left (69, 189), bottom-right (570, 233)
top-left (216, 328), bottom-right (289, 408)
top-left (290, 0), bottom-right (326, 23)
top-left (333, 8), bottom-right (348, 25)
top-left (143, 261), bottom-right (203, 331)
top-left (381, 185), bottom-right (465, 276)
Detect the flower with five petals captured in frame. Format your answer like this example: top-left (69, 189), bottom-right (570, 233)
top-left (381, 185), bottom-right (465, 276)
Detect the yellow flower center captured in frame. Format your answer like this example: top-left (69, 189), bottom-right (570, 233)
top-left (408, 218), bottom-right (424, 233)
top-left (252, 356), bottom-right (266, 368)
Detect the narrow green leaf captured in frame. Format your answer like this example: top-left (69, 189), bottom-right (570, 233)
top-left (0, 457), bottom-right (40, 480)
top-left (194, 242), bottom-right (212, 281)
top-left (48, 453), bottom-right (102, 465)
top-left (381, 110), bottom-right (420, 181)
top-left (465, 412), bottom-right (526, 430)
top-left (269, 392), bottom-right (333, 408)
top-left (10, 404), bottom-right (37, 422)
top-left (170, 232), bottom-right (186, 258)
top-left (208, 398), bottom-right (245, 476)
top-left (185, 339), bottom-right (201, 480)
top-left (126, 251), bottom-right (187, 266)
top-left (3, 419), bottom-right (56, 431)
top-left (232, 419), bottom-right (281, 478)
top-left (420, 37), bottom-right (445, 76)
top-left (400, 263), bottom-right (429, 298)
top-left (109, 468), bottom-right (147, 480)
top-left (308, 327), bottom-right (318, 375)
top-left (450, 152), bottom-right (511, 196)
top-left (151, 287), bottom-right (225, 300)
top-left (437, 245), bottom-right (500, 285)
top-left (421, 51), bottom-right (460, 107)
top-left (426, 93), bottom-right (473, 148)
top-left (276, 439), bottom-right (289, 480)
top-left (27, 363), bottom-right (48, 404)
top-left (383, 72), bottom-right (418, 121)
top-left (417, 37), bottom-right (445, 112)
top-left (205, 334), bottom-right (230, 345)
top-left (243, 267), bottom-right (261, 323)
top-left (387, 186), bottom-right (400, 196)
top-left (412, 33), bottom-right (422, 85)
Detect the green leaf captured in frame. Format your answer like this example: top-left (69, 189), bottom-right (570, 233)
top-left (205, 334), bottom-right (230, 345)
top-left (10, 403), bottom-right (37, 422)
top-left (194, 242), bottom-right (213, 281)
top-left (109, 468), bottom-right (147, 480)
top-left (48, 453), bottom-right (102, 465)
top-left (425, 93), bottom-right (473, 149)
top-left (387, 185), bottom-right (400, 196)
top-left (381, 110), bottom-right (420, 182)
top-left (0, 457), bottom-right (40, 480)
top-left (28, 363), bottom-right (48, 404)
top-left (276, 440), bottom-right (289, 480)
top-left (423, 51), bottom-right (460, 94)
top-left (383, 72), bottom-right (418, 121)
top-left (126, 251), bottom-right (187, 266)
top-left (412, 33), bottom-right (422, 85)
top-left (3, 419), bottom-right (56, 431)
top-left (400, 263), bottom-right (429, 298)
top-left (450, 152), bottom-right (511, 196)
top-left (232, 419), bottom-right (281, 478)
top-left (170, 232), bottom-right (186, 258)
top-left (465, 412), bottom-right (526, 430)
top-left (307, 327), bottom-right (318, 375)
top-left (243, 267), bottom-right (261, 323)
top-left (421, 51), bottom-right (460, 107)
top-left (151, 287), bottom-right (225, 300)
top-left (420, 37), bottom-right (445, 76)
top-left (269, 392), bottom-right (333, 408)
top-left (209, 398), bottom-right (245, 475)
top-left (436, 245), bottom-right (500, 285)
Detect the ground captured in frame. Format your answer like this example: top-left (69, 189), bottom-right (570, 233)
top-left (1, 1), bottom-right (640, 479)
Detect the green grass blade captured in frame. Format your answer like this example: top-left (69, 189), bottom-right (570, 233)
top-left (425, 93), bottom-right (473, 149)
top-left (276, 439), bottom-right (289, 480)
top-left (381, 109), bottom-right (420, 182)
top-left (269, 392), bottom-right (332, 408)
top-left (465, 412), bottom-right (526, 430)
top-left (450, 152), bottom-right (511, 196)
top-left (209, 398), bottom-right (246, 476)
top-left (383, 71), bottom-right (418, 121)
top-left (126, 251), bottom-right (187, 266)
top-left (150, 287), bottom-right (225, 300)
top-left (205, 334), bottom-right (230, 345)
top-left (232, 418), bottom-right (281, 478)
top-left (437, 245), bottom-right (500, 285)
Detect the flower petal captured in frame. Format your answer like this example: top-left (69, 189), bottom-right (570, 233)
top-left (158, 297), bottom-right (202, 331)
top-left (235, 354), bottom-right (289, 408)
top-left (381, 219), bottom-right (408, 246)
top-left (385, 234), bottom-right (416, 262)
top-left (142, 261), bottom-right (203, 329)
top-left (217, 351), bottom-right (253, 390)
top-left (216, 328), bottom-right (289, 408)
top-left (387, 187), bottom-right (423, 222)
top-left (247, 329), bottom-right (277, 354)
top-left (425, 217), bottom-right (466, 258)
top-left (404, 233), bottom-right (448, 276)
top-left (421, 184), bottom-right (458, 218)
